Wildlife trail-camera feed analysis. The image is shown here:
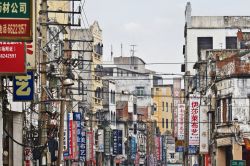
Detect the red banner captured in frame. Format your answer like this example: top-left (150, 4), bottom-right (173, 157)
top-left (0, 19), bottom-right (31, 37)
top-left (0, 42), bottom-right (25, 74)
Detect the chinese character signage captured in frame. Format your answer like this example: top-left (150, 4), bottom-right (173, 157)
top-left (230, 160), bottom-right (246, 166)
top-left (112, 129), bottom-right (122, 155)
top-left (200, 105), bottom-right (209, 153)
top-left (131, 136), bottom-right (137, 160)
top-left (189, 94), bottom-right (200, 145)
top-left (13, 71), bottom-right (33, 101)
top-left (104, 127), bottom-right (111, 155)
top-left (98, 129), bottom-right (104, 152)
top-left (86, 131), bottom-right (94, 162)
top-left (0, 0), bottom-right (32, 41)
top-left (155, 136), bottom-right (161, 161)
top-left (173, 78), bottom-right (181, 137)
top-left (0, 42), bottom-right (26, 74)
top-left (188, 145), bottom-right (197, 154)
top-left (177, 104), bottom-right (185, 140)
top-left (79, 128), bottom-right (86, 161)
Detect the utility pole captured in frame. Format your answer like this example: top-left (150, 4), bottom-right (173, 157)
top-left (40, 0), bottom-right (48, 165)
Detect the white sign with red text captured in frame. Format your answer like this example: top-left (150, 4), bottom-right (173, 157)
top-left (189, 94), bottom-right (200, 145)
top-left (177, 104), bottom-right (185, 140)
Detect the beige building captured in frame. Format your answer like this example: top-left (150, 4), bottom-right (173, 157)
top-left (152, 85), bottom-right (173, 134)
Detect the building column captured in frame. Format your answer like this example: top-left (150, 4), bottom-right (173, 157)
top-left (232, 140), bottom-right (242, 160)
top-left (13, 113), bottom-right (23, 166)
top-left (216, 147), bottom-right (226, 166)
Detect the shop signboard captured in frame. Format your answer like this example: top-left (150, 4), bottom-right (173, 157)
top-left (199, 105), bottom-right (209, 153)
top-left (189, 94), bottom-right (200, 145)
top-left (230, 160), bottom-right (246, 166)
top-left (131, 136), bottom-right (137, 160)
top-left (0, 0), bottom-right (33, 41)
top-left (0, 42), bottom-right (26, 74)
top-left (13, 71), bottom-right (34, 101)
top-left (104, 127), bottom-right (111, 155)
top-left (177, 104), bottom-right (185, 140)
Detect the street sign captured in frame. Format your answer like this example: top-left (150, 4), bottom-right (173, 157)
top-left (230, 160), bottom-right (246, 166)
top-left (0, 0), bottom-right (33, 41)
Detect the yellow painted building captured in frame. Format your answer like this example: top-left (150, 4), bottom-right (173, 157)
top-left (152, 85), bottom-right (173, 134)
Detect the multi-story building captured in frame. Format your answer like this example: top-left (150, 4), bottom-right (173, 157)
top-left (183, 2), bottom-right (250, 166)
top-left (152, 85), bottom-right (173, 134)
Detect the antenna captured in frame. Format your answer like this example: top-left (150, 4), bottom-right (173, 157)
top-left (130, 44), bottom-right (136, 57)
top-left (121, 43), bottom-right (123, 57)
top-left (111, 45), bottom-right (113, 61)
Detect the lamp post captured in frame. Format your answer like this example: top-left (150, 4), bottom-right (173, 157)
top-left (57, 78), bottom-right (74, 166)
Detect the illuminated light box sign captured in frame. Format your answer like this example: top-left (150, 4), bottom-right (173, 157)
top-left (0, 0), bottom-right (32, 41)
top-left (0, 42), bottom-right (26, 74)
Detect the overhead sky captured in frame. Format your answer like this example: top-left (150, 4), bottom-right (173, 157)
top-left (82, 0), bottom-right (250, 76)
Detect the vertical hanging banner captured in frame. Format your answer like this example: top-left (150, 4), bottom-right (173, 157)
top-left (13, 71), bottom-right (34, 101)
top-left (98, 129), bottom-right (104, 152)
top-left (199, 105), bottom-right (209, 153)
top-left (86, 131), bottom-right (94, 162)
top-left (189, 94), bottom-right (200, 145)
top-left (131, 136), bottom-right (137, 160)
top-left (113, 129), bottom-right (118, 155)
top-left (177, 104), bottom-right (185, 140)
top-left (155, 136), bottom-right (161, 161)
top-left (0, 42), bottom-right (26, 74)
top-left (79, 128), bottom-right (86, 161)
top-left (104, 127), bottom-right (111, 155)
top-left (173, 78), bottom-right (181, 137)
top-left (0, 0), bottom-right (33, 41)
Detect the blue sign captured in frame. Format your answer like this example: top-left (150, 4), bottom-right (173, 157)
top-left (73, 112), bottom-right (82, 145)
top-left (188, 145), bottom-right (197, 154)
top-left (113, 129), bottom-right (118, 154)
top-left (113, 129), bottom-right (122, 155)
top-left (79, 128), bottom-right (86, 161)
top-left (13, 71), bottom-right (34, 101)
top-left (131, 136), bottom-right (137, 160)
top-left (118, 130), bottom-right (123, 154)
top-left (162, 136), bottom-right (166, 163)
top-left (176, 146), bottom-right (184, 152)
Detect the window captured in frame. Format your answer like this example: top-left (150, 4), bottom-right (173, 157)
top-left (78, 56), bottom-right (83, 69)
top-left (166, 119), bottom-right (168, 129)
top-left (217, 100), bottom-right (221, 123)
top-left (197, 37), bottom-right (213, 58)
top-left (226, 37), bottom-right (237, 49)
top-left (222, 99), bottom-right (227, 123)
top-left (162, 118), bottom-right (164, 128)
top-left (162, 102), bottom-right (164, 111)
top-left (133, 104), bottom-right (137, 115)
top-left (78, 81), bottom-right (84, 95)
top-left (110, 90), bottom-right (115, 104)
top-left (166, 102), bottom-right (168, 112)
top-left (228, 97), bottom-right (232, 122)
top-left (136, 87), bottom-right (145, 96)
top-left (170, 153), bottom-right (175, 159)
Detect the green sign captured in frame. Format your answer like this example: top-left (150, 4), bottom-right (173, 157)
top-left (231, 160), bottom-right (246, 166)
top-left (0, 0), bottom-right (31, 18)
